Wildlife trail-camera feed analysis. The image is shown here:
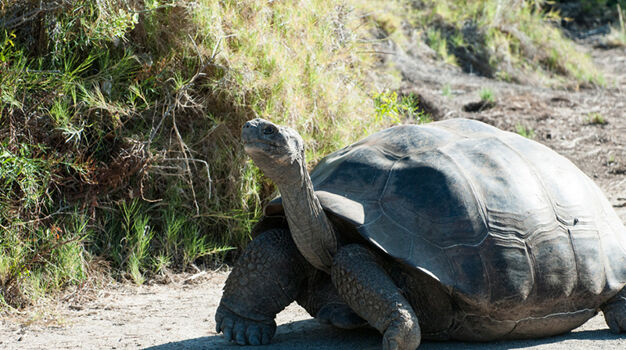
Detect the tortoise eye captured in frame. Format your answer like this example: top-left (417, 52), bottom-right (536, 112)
top-left (263, 125), bottom-right (276, 135)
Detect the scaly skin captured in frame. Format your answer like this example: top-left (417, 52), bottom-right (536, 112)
top-left (297, 269), bottom-right (367, 329)
top-left (216, 228), bottom-right (365, 345)
top-left (216, 228), bottom-right (307, 345)
top-left (602, 287), bottom-right (626, 333)
top-left (332, 244), bottom-right (421, 350)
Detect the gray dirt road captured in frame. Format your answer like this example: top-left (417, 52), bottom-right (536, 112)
top-left (0, 270), bottom-right (624, 350)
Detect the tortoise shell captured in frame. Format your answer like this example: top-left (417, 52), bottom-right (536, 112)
top-left (265, 119), bottom-right (626, 318)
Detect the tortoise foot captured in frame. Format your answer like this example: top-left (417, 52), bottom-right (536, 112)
top-left (215, 305), bottom-right (276, 345)
top-left (603, 288), bottom-right (626, 333)
top-left (383, 309), bottom-right (421, 350)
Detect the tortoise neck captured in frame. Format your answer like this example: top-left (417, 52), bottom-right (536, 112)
top-left (277, 160), bottom-right (337, 272)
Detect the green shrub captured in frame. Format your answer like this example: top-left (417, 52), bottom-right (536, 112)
top-left (586, 112), bottom-right (608, 125)
top-left (374, 91), bottom-right (430, 124)
top-left (479, 88), bottom-right (495, 103)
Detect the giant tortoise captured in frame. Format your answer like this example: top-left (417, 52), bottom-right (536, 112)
top-left (216, 118), bottom-right (626, 349)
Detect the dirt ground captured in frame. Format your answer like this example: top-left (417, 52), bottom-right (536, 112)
top-left (0, 270), bottom-right (624, 350)
top-left (1, 32), bottom-right (625, 350)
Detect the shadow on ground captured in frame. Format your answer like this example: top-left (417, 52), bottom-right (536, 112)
top-left (144, 318), bottom-right (379, 350)
top-left (144, 318), bottom-right (622, 350)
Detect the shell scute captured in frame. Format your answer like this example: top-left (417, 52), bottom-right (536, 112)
top-left (380, 152), bottom-right (487, 248)
top-left (445, 245), bottom-right (489, 302)
top-left (440, 136), bottom-right (549, 216)
top-left (569, 228), bottom-right (606, 295)
top-left (480, 237), bottom-right (534, 305)
top-left (312, 146), bottom-right (391, 202)
top-left (526, 228), bottom-right (577, 298)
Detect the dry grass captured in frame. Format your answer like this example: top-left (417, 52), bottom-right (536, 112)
top-left (414, 0), bottom-right (605, 88)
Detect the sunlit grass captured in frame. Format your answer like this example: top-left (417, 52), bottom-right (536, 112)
top-left (417, 0), bottom-right (604, 87)
top-left (479, 87), bottom-right (495, 103)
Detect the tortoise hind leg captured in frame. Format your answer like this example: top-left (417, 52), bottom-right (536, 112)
top-left (602, 287), bottom-right (626, 333)
top-left (331, 244), bottom-right (421, 350)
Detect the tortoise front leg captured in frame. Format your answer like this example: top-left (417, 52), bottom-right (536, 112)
top-left (216, 228), bottom-right (364, 345)
top-left (602, 287), bottom-right (626, 333)
top-left (216, 228), bottom-right (308, 345)
top-left (331, 244), bottom-right (421, 350)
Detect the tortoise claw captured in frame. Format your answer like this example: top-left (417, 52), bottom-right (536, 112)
top-left (215, 305), bottom-right (276, 345)
top-left (246, 325), bottom-right (261, 345)
top-left (382, 312), bottom-right (421, 350)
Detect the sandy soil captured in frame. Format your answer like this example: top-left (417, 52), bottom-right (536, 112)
top-left (1, 29), bottom-right (625, 350)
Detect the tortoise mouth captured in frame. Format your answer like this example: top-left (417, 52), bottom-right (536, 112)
top-left (243, 139), bottom-right (285, 159)
top-left (243, 139), bottom-right (280, 150)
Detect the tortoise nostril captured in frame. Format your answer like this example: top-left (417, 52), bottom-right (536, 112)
top-left (244, 120), bottom-right (258, 130)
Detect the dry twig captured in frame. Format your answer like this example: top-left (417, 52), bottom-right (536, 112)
top-left (0, 1), bottom-right (67, 29)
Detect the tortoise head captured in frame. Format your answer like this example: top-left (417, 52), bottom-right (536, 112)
top-left (242, 118), bottom-right (305, 185)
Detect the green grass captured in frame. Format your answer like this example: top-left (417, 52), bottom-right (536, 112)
top-left (0, 207), bottom-right (89, 308)
top-left (479, 88), bottom-right (496, 103)
top-left (586, 112), bottom-right (608, 125)
top-left (515, 123), bottom-right (536, 139)
top-left (427, 28), bottom-right (458, 66)
top-left (373, 91), bottom-right (431, 124)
